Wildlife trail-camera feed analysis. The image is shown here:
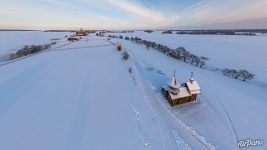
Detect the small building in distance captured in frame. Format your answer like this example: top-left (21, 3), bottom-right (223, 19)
top-left (76, 28), bottom-right (88, 36)
top-left (67, 37), bottom-right (79, 41)
top-left (161, 71), bottom-right (201, 106)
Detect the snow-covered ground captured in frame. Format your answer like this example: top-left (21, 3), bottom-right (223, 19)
top-left (0, 36), bottom-right (160, 150)
top-left (0, 31), bottom-right (266, 150)
top-left (109, 33), bottom-right (267, 150)
top-left (108, 31), bottom-right (267, 87)
top-left (0, 31), bottom-right (72, 61)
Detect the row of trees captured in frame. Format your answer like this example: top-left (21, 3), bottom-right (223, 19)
top-left (108, 34), bottom-right (256, 82)
top-left (222, 69), bottom-right (255, 81)
top-left (122, 35), bottom-right (209, 68)
top-left (9, 44), bottom-right (51, 60)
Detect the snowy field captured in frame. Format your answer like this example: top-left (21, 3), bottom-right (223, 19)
top-left (0, 31), bottom-right (72, 61)
top-left (109, 32), bottom-right (267, 149)
top-left (109, 31), bottom-right (267, 87)
top-left (0, 31), bottom-right (266, 150)
top-left (0, 35), bottom-right (165, 150)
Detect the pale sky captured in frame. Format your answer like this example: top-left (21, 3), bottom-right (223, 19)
top-left (1, 0), bottom-right (267, 30)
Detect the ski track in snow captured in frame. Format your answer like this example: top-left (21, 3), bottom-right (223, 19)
top-left (192, 68), bottom-right (240, 149)
top-left (0, 37), bottom-right (150, 149)
top-left (156, 92), bottom-right (217, 150)
top-left (172, 131), bottom-right (193, 150)
top-left (130, 103), bottom-right (153, 150)
top-left (128, 55), bottom-right (169, 150)
top-left (200, 88), bottom-right (239, 150)
top-left (0, 41), bottom-right (74, 67)
top-left (65, 65), bottom-right (92, 150)
top-left (1, 33), bottom-right (265, 149)
top-left (109, 37), bottom-right (257, 149)
top-left (126, 45), bottom-right (212, 150)
top-left (0, 37), bottom-right (112, 68)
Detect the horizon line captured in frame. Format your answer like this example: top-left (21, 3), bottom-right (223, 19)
top-left (1, 28), bottom-right (267, 31)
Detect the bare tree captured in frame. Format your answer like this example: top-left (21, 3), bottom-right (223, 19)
top-left (122, 51), bottom-right (130, 60)
top-left (182, 50), bottom-right (190, 62)
top-left (175, 47), bottom-right (186, 60)
top-left (222, 69), bottom-right (230, 76)
top-left (199, 56), bottom-right (209, 68)
top-left (230, 69), bottom-right (240, 79)
top-left (239, 69), bottom-right (255, 81)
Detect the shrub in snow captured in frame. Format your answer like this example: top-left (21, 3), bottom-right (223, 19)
top-left (133, 37), bottom-right (142, 44)
top-left (119, 35), bottom-right (123, 39)
top-left (175, 47), bottom-right (186, 59)
top-left (129, 67), bottom-right (133, 73)
top-left (188, 54), bottom-right (198, 65)
top-left (239, 69), bottom-right (255, 81)
top-left (9, 44), bottom-right (51, 60)
top-left (125, 36), bottom-right (130, 40)
top-left (9, 53), bottom-right (16, 60)
top-left (168, 50), bottom-right (177, 58)
top-left (182, 50), bottom-right (190, 62)
top-left (108, 35), bottom-right (118, 38)
top-left (222, 69), bottom-right (255, 81)
top-left (222, 69), bottom-right (239, 79)
top-left (117, 43), bottom-right (123, 51)
top-left (231, 69), bottom-right (240, 79)
top-left (199, 56), bottom-right (209, 68)
top-left (141, 40), bottom-right (157, 50)
top-left (122, 51), bottom-right (130, 60)
top-left (193, 55), bottom-right (201, 66)
top-left (222, 69), bottom-right (230, 76)
top-left (30, 45), bottom-right (41, 53)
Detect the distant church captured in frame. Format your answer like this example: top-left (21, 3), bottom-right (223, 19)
top-left (161, 71), bottom-right (201, 106)
top-left (76, 28), bottom-right (88, 36)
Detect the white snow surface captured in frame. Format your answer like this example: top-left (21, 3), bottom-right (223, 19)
top-left (109, 31), bottom-right (267, 87)
top-left (109, 33), bottom-right (267, 150)
top-left (0, 31), bottom-right (72, 61)
top-left (0, 31), bottom-right (266, 150)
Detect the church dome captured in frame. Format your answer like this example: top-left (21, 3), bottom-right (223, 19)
top-left (169, 70), bottom-right (180, 89)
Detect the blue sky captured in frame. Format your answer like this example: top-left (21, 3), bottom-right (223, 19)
top-left (1, 0), bottom-right (267, 30)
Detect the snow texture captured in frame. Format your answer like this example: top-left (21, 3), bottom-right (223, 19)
top-left (0, 31), bottom-right (266, 150)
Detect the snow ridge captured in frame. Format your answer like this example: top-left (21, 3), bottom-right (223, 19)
top-left (178, 119), bottom-right (216, 150)
top-left (127, 45), bottom-right (213, 149)
top-left (172, 131), bottom-right (192, 150)
top-left (130, 103), bottom-right (153, 150)
top-left (158, 95), bottom-right (216, 150)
